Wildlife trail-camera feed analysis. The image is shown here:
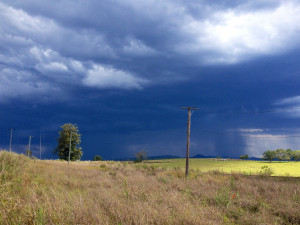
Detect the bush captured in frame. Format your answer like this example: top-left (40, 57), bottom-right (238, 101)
top-left (240, 155), bottom-right (249, 160)
top-left (259, 166), bottom-right (274, 176)
top-left (134, 150), bottom-right (147, 163)
top-left (215, 187), bottom-right (230, 207)
top-left (93, 155), bottom-right (102, 161)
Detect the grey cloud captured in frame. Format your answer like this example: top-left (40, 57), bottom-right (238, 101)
top-left (0, 67), bottom-right (64, 102)
top-left (0, 2), bottom-right (148, 101)
top-left (275, 96), bottom-right (300, 106)
top-left (1, 0), bottom-right (300, 102)
top-left (3, 0), bottom-right (300, 63)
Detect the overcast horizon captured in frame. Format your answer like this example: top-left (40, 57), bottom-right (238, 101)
top-left (1, 0), bottom-right (300, 160)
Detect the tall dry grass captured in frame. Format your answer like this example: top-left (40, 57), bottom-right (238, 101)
top-left (0, 151), bottom-right (300, 224)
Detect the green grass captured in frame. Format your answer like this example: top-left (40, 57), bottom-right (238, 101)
top-left (145, 158), bottom-right (300, 177)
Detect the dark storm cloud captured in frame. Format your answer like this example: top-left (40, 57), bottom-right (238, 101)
top-left (2, 0), bottom-right (300, 95)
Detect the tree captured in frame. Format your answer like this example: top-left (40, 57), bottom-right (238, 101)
top-left (53, 123), bottom-right (82, 161)
top-left (94, 155), bottom-right (102, 161)
top-left (134, 150), bottom-right (147, 163)
top-left (275, 149), bottom-right (288, 162)
top-left (263, 150), bottom-right (276, 163)
top-left (292, 150), bottom-right (300, 162)
top-left (240, 154), bottom-right (249, 160)
top-left (286, 149), bottom-right (293, 161)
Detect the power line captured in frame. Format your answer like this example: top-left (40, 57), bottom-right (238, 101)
top-left (197, 105), bottom-right (300, 115)
top-left (197, 129), bottom-right (300, 138)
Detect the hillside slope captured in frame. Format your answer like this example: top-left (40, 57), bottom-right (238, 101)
top-left (0, 151), bottom-right (300, 224)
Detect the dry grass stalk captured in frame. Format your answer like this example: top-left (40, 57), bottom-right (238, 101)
top-left (0, 151), bottom-right (299, 224)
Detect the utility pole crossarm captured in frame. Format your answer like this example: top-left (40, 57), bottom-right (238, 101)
top-left (180, 107), bottom-right (199, 110)
top-left (181, 106), bottom-right (199, 177)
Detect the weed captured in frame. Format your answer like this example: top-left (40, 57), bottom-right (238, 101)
top-left (141, 164), bottom-right (148, 170)
top-left (215, 187), bottom-right (231, 207)
top-left (99, 163), bottom-right (107, 170)
top-left (158, 177), bottom-right (167, 183)
top-left (35, 208), bottom-right (45, 225)
top-left (183, 188), bottom-right (191, 197)
top-left (109, 171), bottom-right (117, 177)
top-left (211, 170), bottom-right (223, 175)
top-left (123, 177), bottom-right (129, 200)
top-left (230, 176), bottom-right (236, 190)
top-left (226, 207), bottom-right (245, 221)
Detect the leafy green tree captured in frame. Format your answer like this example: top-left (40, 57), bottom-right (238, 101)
top-left (94, 155), bottom-right (102, 161)
top-left (263, 150), bottom-right (276, 163)
top-left (286, 149), bottom-right (293, 161)
top-left (134, 150), bottom-right (147, 163)
top-left (275, 149), bottom-right (288, 162)
top-left (240, 154), bottom-right (249, 160)
top-left (53, 123), bottom-right (82, 161)
top-left (292, 150), bottom-right (300, 162)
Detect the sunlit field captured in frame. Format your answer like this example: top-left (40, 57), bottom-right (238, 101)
top-left (1, 151), bottom-right (300, 224)
top-left (145, 158), bottom-right (300, 177)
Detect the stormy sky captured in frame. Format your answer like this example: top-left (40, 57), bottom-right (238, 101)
top-left (1, 0), bottom-right (300, 160)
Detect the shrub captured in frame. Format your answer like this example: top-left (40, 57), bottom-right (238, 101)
top-left (259, 166), bottom-right (274, 176)
top-left (93, 155), bottom-right (102, 161)
top-left (239, 155), bottom-right (249, 160)
top-left (215, 187), bottom-right (230, 207)
top-left (134, 150), bottom-right (147, 163)
top-left (109, 171), bottom-right (117, 177)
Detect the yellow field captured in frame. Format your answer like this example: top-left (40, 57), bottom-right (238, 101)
top-left (145, 158), bottom-right (300, 177)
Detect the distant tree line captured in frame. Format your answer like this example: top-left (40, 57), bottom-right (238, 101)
top-left (263, 149), bottom-right (300, 162)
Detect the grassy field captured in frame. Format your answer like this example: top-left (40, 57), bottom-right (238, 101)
top-left (1, 151), bottom-right (300, 224)
top-left (145, 158), bottom-right (300, 177)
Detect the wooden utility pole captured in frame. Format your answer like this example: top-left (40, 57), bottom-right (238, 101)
top-left (39, 132), bottom-right (42, 160)
top-left (27, 136), bottom-right (33, 157)
top-left (8, 128), bottom-right (15, 153)
top-left (68, 130), bottom-right (72, 165)
top-left (181, 107), bottom-right (199, 176)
